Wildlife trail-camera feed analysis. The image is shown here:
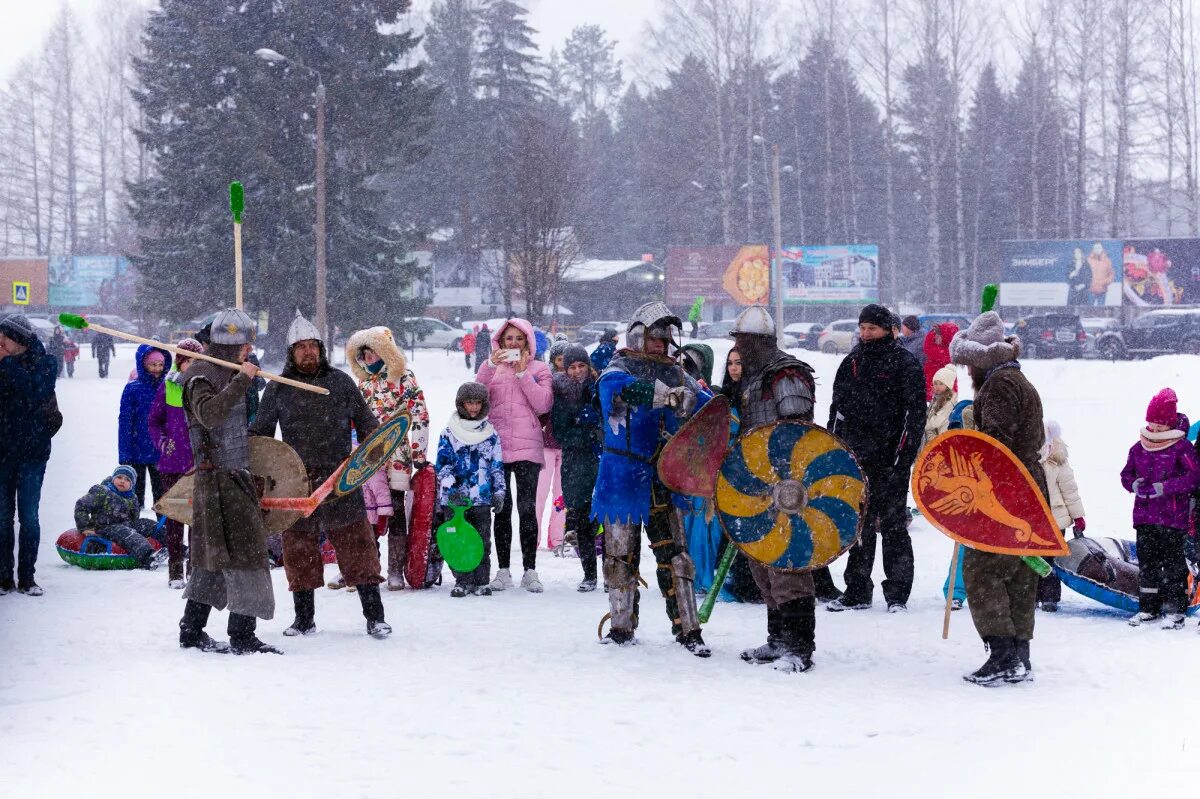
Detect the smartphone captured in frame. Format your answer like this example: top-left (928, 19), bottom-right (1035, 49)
top-left (503, 349), bottom-right (521, 362)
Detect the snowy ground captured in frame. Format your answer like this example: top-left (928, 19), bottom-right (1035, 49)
top-left (2, 341), bottom-right (1199, 798)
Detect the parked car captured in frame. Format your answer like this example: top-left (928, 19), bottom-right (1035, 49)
top-left (816, 319), bottom-right (860, 354)
top-left (699, 318), bottom-right (797, 347)
top-left (1080, 317), bottom-right (1121, 358)
top-left (576, 321), bottom-right (627, 345)
top-left (399, 317), bottom-right (465, 350)
top-left (783, 322), bottom-right (824, 351)
top-left (1013, 313), bottom-right (1085, 359)
top-left (1094, 309), bottom-right (1200, 360)
top-left (28, 317), bottom-right (58, 343)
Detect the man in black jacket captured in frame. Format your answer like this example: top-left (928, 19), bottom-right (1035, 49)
top-left (250, 314), bottom-right (391, 640)
top-left (820, 303), bottom-right (926, 612)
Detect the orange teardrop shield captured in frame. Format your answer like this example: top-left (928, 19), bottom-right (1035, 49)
top-left (912, 430), bottom-right (1068, 557)
top-left (657, 395), bottom-right (732, 497)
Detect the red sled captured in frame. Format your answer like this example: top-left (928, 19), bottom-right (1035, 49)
top-left (405, 466), bottom-right (438, 588)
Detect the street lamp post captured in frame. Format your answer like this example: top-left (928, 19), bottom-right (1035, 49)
top-left (255, 48), bottom-right (328, 346)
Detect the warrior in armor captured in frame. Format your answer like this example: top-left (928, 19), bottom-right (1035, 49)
top-left (591, 301), bottom-right (712, 656)
top-left (177, 309), bottom-right (280, 655)
top-left (728, 306), bottom-right (820, 673)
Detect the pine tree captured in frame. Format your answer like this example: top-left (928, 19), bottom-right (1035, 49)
top-left (561, 24), bottom-right (623, 124)
top-left (128, 0), bottom-right (433, 351)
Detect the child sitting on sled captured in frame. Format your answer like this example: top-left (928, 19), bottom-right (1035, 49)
top-left (73, 465), bottom-right (167, 571)
top-left (434, 382), bottom-right (505, 597)
top-left (1120, 388), bottom-right (1200, 629)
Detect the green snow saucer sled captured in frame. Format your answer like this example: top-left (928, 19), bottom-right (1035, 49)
top-left (435, 504), bottom-right (485, 573)
top-left (56, 528), bottom-right (163, 571)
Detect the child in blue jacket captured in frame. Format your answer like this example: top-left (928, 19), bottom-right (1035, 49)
top-left (118, 344), bottom-right (171, 508)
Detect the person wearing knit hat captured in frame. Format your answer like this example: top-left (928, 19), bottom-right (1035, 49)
top-left (1120, 387), bottom-right (1200, 630)
top-left (950, 309), bottom-right (1049, 684)
top-left (551, 345), bottom-right (603, 591)
top-left (147, 338), bottom-right (204, 587)
top-left (923, 365), bottom-right (959, 449)
top-left (0, 313), bottom-right (59, 595)
top-left (816, 303), bottom-right (926, 615)
top-left (71, 465), bottom-right (169, 572)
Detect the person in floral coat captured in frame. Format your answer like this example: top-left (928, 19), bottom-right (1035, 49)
top-left (346, 326), bottom-right (431, 590)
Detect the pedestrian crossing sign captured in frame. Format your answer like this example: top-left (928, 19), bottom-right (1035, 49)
top-left (12, 281), bottom-right (30, 305)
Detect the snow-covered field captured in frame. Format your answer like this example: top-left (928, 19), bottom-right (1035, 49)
top-left (2, 341), bottom-right (1199, 798)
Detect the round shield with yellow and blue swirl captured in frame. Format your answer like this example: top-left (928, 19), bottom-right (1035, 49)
top-left (715, 421), bottom-right (866, 572)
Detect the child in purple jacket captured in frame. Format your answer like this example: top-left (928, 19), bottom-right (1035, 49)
top-left (1120, 388), bottom-right (1200, 629)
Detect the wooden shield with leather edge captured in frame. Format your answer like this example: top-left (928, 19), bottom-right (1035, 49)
top-left (657, 395), bottom-right (732, 496)
top-left (715, 420), bottom-right (866, 572)
top-left (153, 437), bottom-right (308, 534)
top-left (335, 412), bottom-right (411, 496)
top-left (912, 429), bottom-right (1068, 557)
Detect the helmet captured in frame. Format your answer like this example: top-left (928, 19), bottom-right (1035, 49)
top-left (626, 301), bottom-right (682, 354)
top-left (286, 312), bottom-right (321, 346)
top-left (730, 305), bottom-right (776, 337)
top-left (208, 309), bottom-right (256, 345)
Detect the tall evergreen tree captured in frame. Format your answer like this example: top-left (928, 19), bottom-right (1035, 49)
top-left (129, 0), bottom-right (434, 351)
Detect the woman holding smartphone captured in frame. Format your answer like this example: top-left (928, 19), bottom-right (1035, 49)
top-left (475, 318), bottom-right (554, 592)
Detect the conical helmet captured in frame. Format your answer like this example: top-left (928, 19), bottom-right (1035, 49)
top-left (287, 312), bottom-right (321, 346)
top-left (209, 308), bottom-right (257, 345)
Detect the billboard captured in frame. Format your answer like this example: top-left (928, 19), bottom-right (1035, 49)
top-left (49, 255), bottom-right (131, 307)
top-left (999, 239), bottom-right (1123, 307)
top-left (779, 244), bottom-right (879, 304)
top-left (1121, 238), bottom-right (1200, 307)
top-left (664, 245), bottom-right (771, 306)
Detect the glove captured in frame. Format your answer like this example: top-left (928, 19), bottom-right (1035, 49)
top-left (620, 379), bottom-right (656, 406)
top-left (1136, 481), bottom-right (1164, 499)
top-left (491, 493), bottom-right (506, 511)
top-left (1072, 517), bottom-right (1085, 538)
top-left (1130, 478), bottom-right (1143, 495)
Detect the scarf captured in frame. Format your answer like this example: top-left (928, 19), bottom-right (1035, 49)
top-left (104, 477), bottom-right (136, 500)
top-left (447, 412), bottom-right (496, 447)
top-left (366, 359), bottom-right (385, 375)
top-left (1139, 426), bottom-right (1185, 452)
top-left (165, 369), bottom-right (185, 408)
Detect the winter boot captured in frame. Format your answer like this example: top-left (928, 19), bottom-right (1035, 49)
top-left (450, 584), bottom-right (469, 598)
top-left (148, 546), bottom-right (170, 570)
top-left (178, 600), bottom-right (230, 653)
top-left (1162, 612), bottom-right (1186, 630)
top-left (520, 569), bottom-right (544, 593)
top-left (387, 572), bottom-right (405, 591)
top-left (1038, 600), bottom-right (1059, 613)
top-left (772, 598), bottom-right (816, 674)
top-left (676, 629), bottom-right (712, 658)
top-left (0, 577), bottom-right (14, 595)
top-left (886, 602), bottom-right (907, 613)
top-left (228, 613), bottom-right (282, 655)
top-left (167, 557), bottom-right (185, 589)
top-left (16, 581), bottom-right (43, 596)
top-left (963, 636), bottom-right (1021, 685)
top-left (326, 573), bottom-right (347, 590)
top-left (488, 568), bottom-right (512, 591)
top-left (600, 628), bottom-right (636, 646)
top-left (740, 607), bottom-right (784, 664)
top-left (1128, 611), bottom-right (1159, 627)
top-left (1006, 639), bottom-right (1032, 683)
top-left (283, 590), bottom-right (317, 637)
top-left (577, 578), bottom-right (597, 593)
top-left (474, 584), bottom-right (492, 596)
top-left (359, 583), bottom-right (391, 638)
top-left (826, 596), bottom-right (870, 612)
top-left (950, 598), bottom-right (964, 610)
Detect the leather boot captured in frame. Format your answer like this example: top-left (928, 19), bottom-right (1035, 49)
top-left (358, 583), bottom-right (392, 638)
top-left (963, 636), bottom-right (1020, 685)
top-left (228, 613), bottom-right (283, 655)
top-left (772, 598), bottom-right (815, 673)
top-left (283, 590), bottom-right (317, 636)
top-left (178, 600), bottom-right (229, 653)
top-left (740, 607), bottom-right (784, 664)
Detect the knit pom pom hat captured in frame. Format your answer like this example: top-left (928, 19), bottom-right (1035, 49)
top-left (1146, 388), bottom-right (1178, 426)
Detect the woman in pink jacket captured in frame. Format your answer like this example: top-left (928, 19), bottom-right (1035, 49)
top-left (475, 318), bottom-right (554, 592)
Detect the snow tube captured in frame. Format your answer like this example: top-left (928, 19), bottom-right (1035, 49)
top-left (55, 529), bottom-right (161, 571)
top-left (1052, 536), bottom-right (1200, 615)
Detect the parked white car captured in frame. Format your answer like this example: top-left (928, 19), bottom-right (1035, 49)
top-left (816, 319), bottom-right (860, 354)
top-left (399, 317), bottom-right (466, 350)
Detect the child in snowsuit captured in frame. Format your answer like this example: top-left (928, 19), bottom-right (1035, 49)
top-left (435, 382), bottom-right (506, 596)
top-left (1120, 388), bottom-right (1200, 629)
top-left (73, 465), bottom-right (166, 570)
top-left (1037, 420), bottom-right (1086, 612)
top-left (551, 345), bottom-right (603, 591)
top-left (118, 344), bottom-right (171, 509)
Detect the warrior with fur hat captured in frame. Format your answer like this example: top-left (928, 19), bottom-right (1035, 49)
top-left (250, 314), bottom-right (392, 640)
top-left (950, 310), bottom-right (1047, 683)
top-left (346, 325), bottom-right (431, 591)
top-left (176, 308), bottom-right (278, 654)
top-left (591, 301), bottom-right (712, 656)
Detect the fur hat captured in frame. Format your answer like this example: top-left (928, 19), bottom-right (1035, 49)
top-left (562, 344), bottom-right (590, 371)
top-left (0, 313), bottom-right (37, 348)
top-left (858, 303), bottom-right (893, 329)
top-left (949, 311), bottom-right (1017, 370)
top-left (346, 326), bottom-right (408, 383)
top-left (932, 364), bottom-right (957, 391)
top-left (455, 381), bottom-right (490, 418)
top-left (1146, 388), bottom-right (1178, 426)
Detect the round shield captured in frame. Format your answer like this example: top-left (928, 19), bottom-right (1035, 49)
top-left (715, 421), bottom-right (866, 572)
top-left (336, 413), bottom-right (411, 496)
top-left (152, 437), bottom-right (308, 534)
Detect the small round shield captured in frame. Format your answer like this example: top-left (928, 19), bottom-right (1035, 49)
top-left (715, 421), bottom-right (866, 572)
top-left (336, 413), bottom-right (411, 497)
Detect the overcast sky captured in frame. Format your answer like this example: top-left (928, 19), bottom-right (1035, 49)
top-left (0, 0), bottom-right (657, 84)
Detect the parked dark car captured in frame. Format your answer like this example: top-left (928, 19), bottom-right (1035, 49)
top-left (783, 322), bottom-right (825, 351)
top-left (1095, 309), bottom-right (1200, 360)
top-left (1013, 313), bottom-right (1085, 359)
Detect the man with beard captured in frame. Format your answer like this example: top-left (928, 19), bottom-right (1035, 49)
top-left (177, 308), bottom-right (278, 654)
top-left (818, 303), bottom-right (926, 613)
top-left (591, 301), bottom-right (712, 656)
top-left (250, 314), bottom-right (392, 639)
top-left (950, 311), bottom-right (1046, 684)
top-left (728, 306), bottom-right (821, 673)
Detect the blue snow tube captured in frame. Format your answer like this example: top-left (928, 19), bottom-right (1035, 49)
top-left (1052, 536), bottom-right (1200, 615)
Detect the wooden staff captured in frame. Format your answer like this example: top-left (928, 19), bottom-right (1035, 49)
top-left (942, 542), bottom-right (961, 639)
top-left (230, 181), bottom-right (245, 311)
top-left (57, 314), bottom-right (329, 396)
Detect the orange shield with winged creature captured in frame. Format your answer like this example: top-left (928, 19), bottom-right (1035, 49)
top-left (912, 430), bottom-right (1068, 557)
